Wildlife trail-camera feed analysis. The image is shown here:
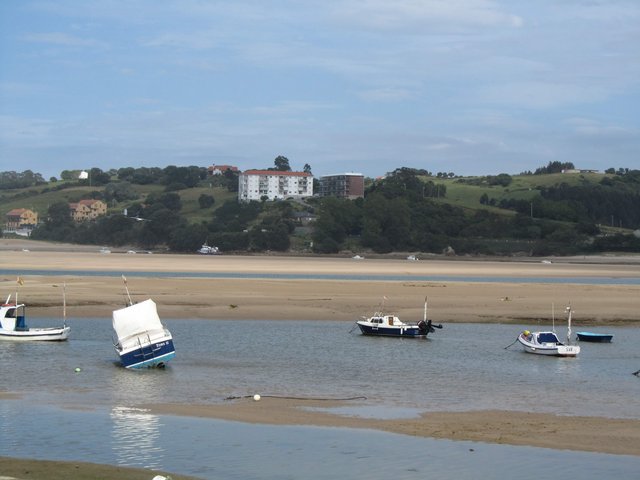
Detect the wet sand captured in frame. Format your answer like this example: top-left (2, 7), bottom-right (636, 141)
top-left (1, 240), bottom-right (640, 457)
top-left (1, 246), bottom-right (639, 325)
top-left (150, 398), bottom-right (640, 457)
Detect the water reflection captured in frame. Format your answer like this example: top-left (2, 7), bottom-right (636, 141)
top-left (108, 364), bottom-right (176, 405)
top-left (110, 406), bottom-right (164, 469)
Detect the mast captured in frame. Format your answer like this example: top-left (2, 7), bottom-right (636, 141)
top-left (566, 305), bottom-right (572, 344)
top-left (423, 296), bottom-right (428, 322)
top-left (63, 283), bottom-right (67, 328)
top-left (122, 275), bottom-right (133, 306)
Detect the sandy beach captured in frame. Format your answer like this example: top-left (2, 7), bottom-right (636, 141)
top-left (1, 239), bottom-right (640, 459)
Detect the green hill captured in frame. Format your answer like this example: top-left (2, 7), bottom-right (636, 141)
top-left (2, 166), bottom-right (639, 256)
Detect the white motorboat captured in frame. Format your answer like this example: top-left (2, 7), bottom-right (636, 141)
top-left (0, 286), bottom-right (70, 341)
top-left (517, 305), bottom-right (580, 357)
top-left (198, 242), bottom-right (220, 254)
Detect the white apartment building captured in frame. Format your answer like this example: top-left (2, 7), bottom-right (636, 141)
top-left (238, 170), bottom-right (313, 202)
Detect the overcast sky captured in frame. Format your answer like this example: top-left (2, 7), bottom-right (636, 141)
top-left (1, 0), bottom-right (639, 180)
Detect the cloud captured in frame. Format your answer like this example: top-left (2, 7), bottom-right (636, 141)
top-left (476, 81), bottom-right (611, 109)
top-left (334, 0), bottom-right (523, 31)
top-left (22, 32), bottom-right (108, 48)
top-left (141, 32), bottom-right (220, 50)
top-left (358, 87), bottom-right (413, 102)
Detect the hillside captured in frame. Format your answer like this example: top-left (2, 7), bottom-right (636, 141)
top-left (2, 166), bottom-right (639, 256)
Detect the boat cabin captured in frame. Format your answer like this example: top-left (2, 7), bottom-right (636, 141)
top-left (369, 315), bottom-right (403, 326)
top-left (536, 332), bottom-right (560, 344)
top-left (0, 303), bottom-right (27, 331)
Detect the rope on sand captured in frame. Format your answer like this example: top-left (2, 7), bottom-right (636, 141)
top-left (224, 395), bottom-right (367, 401)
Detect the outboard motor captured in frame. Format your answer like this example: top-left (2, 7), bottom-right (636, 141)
top-left (418, 319), bottom-right (433, 334)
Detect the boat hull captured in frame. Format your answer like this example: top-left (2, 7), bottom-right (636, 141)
top-left (116, 337), bottom-right (176, 369)
top-left (0, 326), bottom-right (70, 342)
top-left (517, 334), bottom-right (580, 357)
top-left (357, 322), bottom-right (428, 338)
top-left (576, 332), bottom-right (613, 343)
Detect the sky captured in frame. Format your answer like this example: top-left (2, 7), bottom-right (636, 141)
top-left (1, 1), bottom-right (639, 180)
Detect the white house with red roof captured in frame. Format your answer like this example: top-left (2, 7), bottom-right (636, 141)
top-left (238, 170), bottom-right (313, 202)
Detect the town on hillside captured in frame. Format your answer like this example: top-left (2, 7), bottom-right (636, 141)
top-left (2, 162), bottom-right (639, 257)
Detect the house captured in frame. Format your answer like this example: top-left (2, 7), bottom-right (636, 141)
top-left (238, 170), bottom-right (313, 202)
top-left (69, 199), bottom-right (107, 222)
top-left (319, 173), bottom-right (364, 199)
top-left (5, 208), bottom-right (38, 231)
top-left (208, 165), bottom-right (239, 176)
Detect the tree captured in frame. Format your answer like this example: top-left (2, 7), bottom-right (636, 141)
top-left (273, 155), bottom-right (291, 171)
top-left (303, 163), bottom-right (312, 174)
top-left (198, 194), bottom-right (215, 209)
top-left (47, 201), bottom-right (73, 226)
top-left (534, 161), bottom-right (575, 175)
top-left (84, 168), bottom-right (111, 186)
top-left (168, 223), bottom-right (210, 252)
top-left (104, 182), bottom-right (139, 203)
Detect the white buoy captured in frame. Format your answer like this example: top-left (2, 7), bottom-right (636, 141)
top-left (253, 394), bottom-right (261, 401)
top-left (74, 367), bottom-right (81, 373)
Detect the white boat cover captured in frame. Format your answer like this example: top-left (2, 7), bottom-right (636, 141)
top-left (112, 299), bottom-right (163, 341)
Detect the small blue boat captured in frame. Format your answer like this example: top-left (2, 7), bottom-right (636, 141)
top-left (576, 331), bottom-right (613, 343)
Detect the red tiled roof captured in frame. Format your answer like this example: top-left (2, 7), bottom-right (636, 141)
top-left (208, 165), bottom-right (238, 171)
top-left (242, 170), bottom-right (311, 177)
top-left (6, 208), bottom-right (27, 215)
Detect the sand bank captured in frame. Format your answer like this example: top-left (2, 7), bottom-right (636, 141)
top-left (1, 248), bottom-right (638, 324)
top-left (149, 398), bottom-right (640, 456)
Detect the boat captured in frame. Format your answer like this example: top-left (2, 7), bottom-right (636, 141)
top-left (517, 305), bottom-right (580, 357)
top-left (355, 297), bottom-right (443, 338)
top-left (0, 282), bottom-right (70, 341)
top-left (576, 331), bottom-right (613, 343)
top-left (198, 242), bottom-right (220, 254)
top-left (112, 276), bottom-right (175, 369)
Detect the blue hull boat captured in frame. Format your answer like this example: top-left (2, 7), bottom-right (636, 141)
top-left (576, 332), bottom-right (613, 343)
top-left (356, 296), bottom-right (442, 339)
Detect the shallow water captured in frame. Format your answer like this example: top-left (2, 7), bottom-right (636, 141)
top-left (1, 318), bottom-right (640, 478)
top-left (3, 318), bottom-right (638, 417)
top-left (1, 267), bottom-right (640, 284)
top-left (2, 403), bottom-right (640, 480)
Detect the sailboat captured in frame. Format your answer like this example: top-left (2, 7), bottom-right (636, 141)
top-left (517, 305), bottom-right (580, 357)
top-left (112, 276), bottom-right (175, 368)
top-left (0, 279), bottom-right (70, 341)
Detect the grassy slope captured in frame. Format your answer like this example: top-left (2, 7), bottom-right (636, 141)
top-left (0, 172), bottom-right (620, 229)
top-left (425, 172), bottom-right (612, 214)
top-left (0, 180), bottom-right (237, 225)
